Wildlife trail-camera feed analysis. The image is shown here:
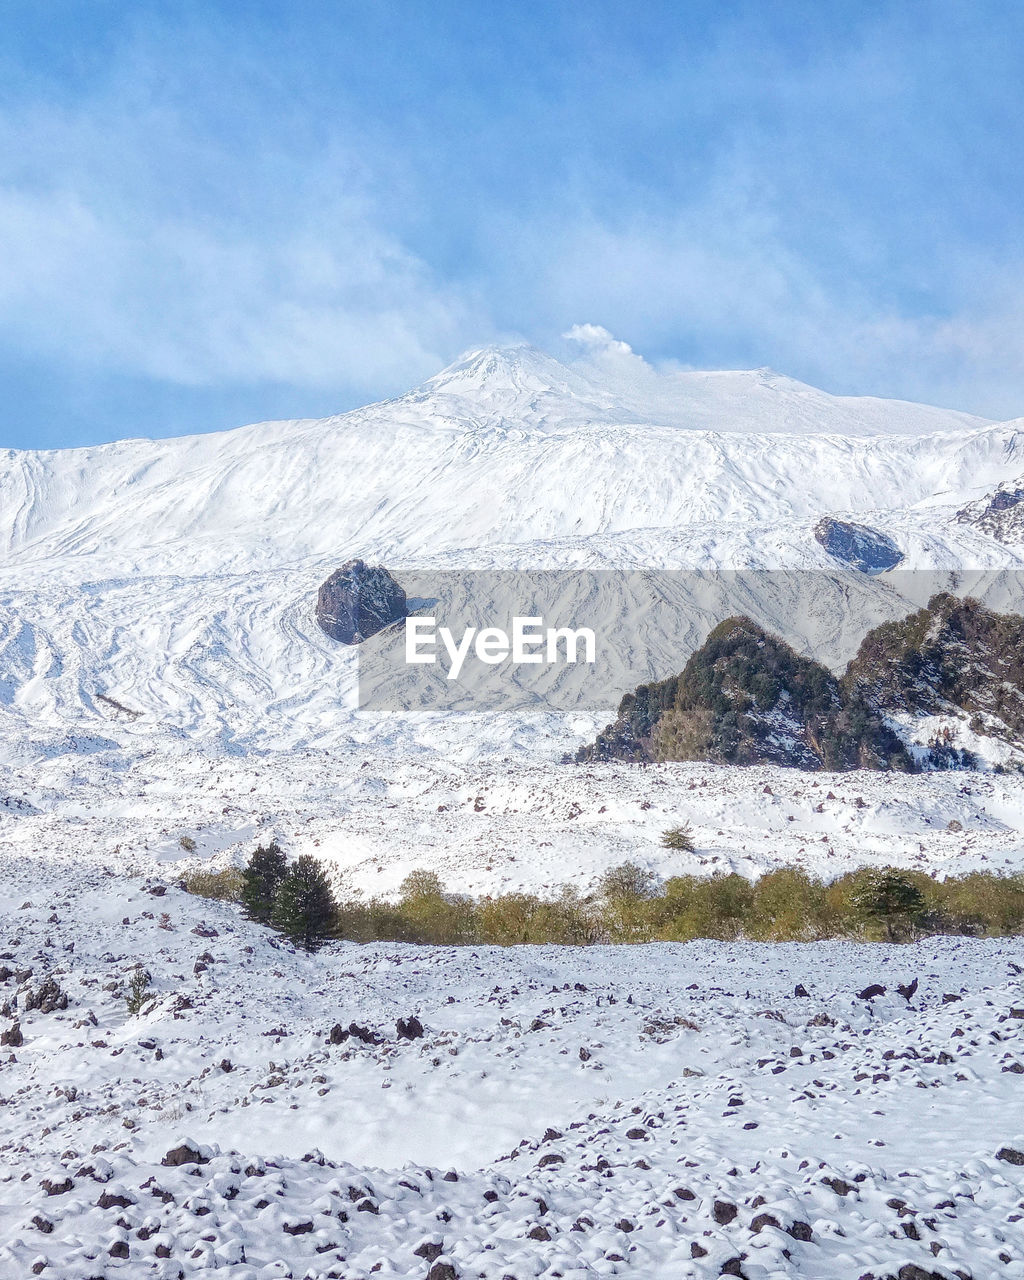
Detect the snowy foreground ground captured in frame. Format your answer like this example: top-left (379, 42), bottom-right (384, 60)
top-left (0, 747), bottom-right (1023, 1277)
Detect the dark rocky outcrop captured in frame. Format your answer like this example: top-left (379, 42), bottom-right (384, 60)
top-left (578, 617), bottom-right (912, 771)
top-left (315, 559), bottom-right (407, 645)
top-left (813, 517), bottom-right (903, 573)
top-left (579, 593), bottom-right (1024, 770)
top-left (23, 977), bottom-right (68, 1014)
top-left (0, 1020), bottom-right (23, 1047)
top-left (956, 480), bottom-right (1024, 543)
top-left (846, 592), bottom-right (1024, 747)
top-left (328, 1021), bottom-right (384, 1046)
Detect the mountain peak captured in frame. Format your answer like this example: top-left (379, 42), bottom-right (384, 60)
top-left (424, 342), bottom-right (593, 397)
top-left (406, 341), bottom-right (613, 429)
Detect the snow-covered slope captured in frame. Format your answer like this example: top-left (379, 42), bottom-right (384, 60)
top-left (2, 841), bottom-right (1023, 1279)
top-left (1, 339), bottom-right (1024, 751)
top-left (4, 342), bottom-right (1024, 1278)
top-left (0, 343), bottom-right (1008, 577)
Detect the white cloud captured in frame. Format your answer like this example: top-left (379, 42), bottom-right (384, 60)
top-left (562, 323), bottom-right (634, 356)
top-left (536, 199), bottom-right (1024, 418)
top-left (0, 91), bottom-right (485, 396)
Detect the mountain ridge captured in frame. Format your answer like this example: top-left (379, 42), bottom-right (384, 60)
top-left (0, 338), bottom-right (1023, 753)
top-left (0, 340), bottom-right (1014, 577)
top-left (579, 594), bottom-right (1024, 772)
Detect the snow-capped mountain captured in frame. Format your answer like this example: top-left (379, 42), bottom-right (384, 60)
top-left (0, 341), bottom-right (1012, 577)
top-left (2, 337), bottom-right (1024, 751)
top-left (3, 344), bottom-right (1024, 1280)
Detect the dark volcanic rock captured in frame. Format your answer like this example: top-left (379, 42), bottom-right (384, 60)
top-left (957, 479), bottom-right (1024, 543)
top-left (24, 977), bottom-right (69, 1014)
top-left (161, 1140), bottom-right (208, 1167)
top-left (813, 516), bottom-right (903, 574)
top-left (712, 1199), bottom-right (738, 1225)
top-left (316, 559), bottom-right (407, 645)
top-left (328, 1021), bottom-right (385, 1046)
top-left (1, 1020), bottom-right (23, 1047)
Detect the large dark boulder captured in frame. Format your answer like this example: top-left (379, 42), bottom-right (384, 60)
top-left (316, 560), bottom-right (407, 645)
top-left (813, 517), bottom-right (903, 574)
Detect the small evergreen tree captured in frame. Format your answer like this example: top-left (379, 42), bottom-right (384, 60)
top-left (852, 869), bottom-right (925, 941)
top-left (125, 966), bottom-right (152, 1016)
top-left (271, 854), bottom-right (337, 951)
top-left (241, 841), bottom-right (288, 923)
top-left (661, 823), bottom-right (696, 852)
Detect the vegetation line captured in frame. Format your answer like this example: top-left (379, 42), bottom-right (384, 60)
top-left (184, 843), bottom-right (1024, 949)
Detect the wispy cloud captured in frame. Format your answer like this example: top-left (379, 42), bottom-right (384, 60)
top-left (0, 87), bottom-right (483, 400)
top-left (2, 1), bottom-right (1024, 445)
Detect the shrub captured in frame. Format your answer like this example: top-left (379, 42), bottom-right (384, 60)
top-left (747, 867), bottom-right (834, 941)
top-left (599, 862), bottom-right (658, 900)
top-left (656, 872), bottom-right (755, 941)
top-left (476, 886), bottom-right (598, 946)
top-left (399, 869), bottom-right (445, 898)
top-left (179, 835), bottom-right (197, 853)
top-left (661, 824), bottom-right (696, 852)
top-left (935, 870), bottom-right (1024, 935)
top-left (183, 867), bottom-right (244, 903)
top-left (397, 871), bottom-right (475, 945)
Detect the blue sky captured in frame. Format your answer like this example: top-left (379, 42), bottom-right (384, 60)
top-left (2, 0), bottom-right (1024, 448)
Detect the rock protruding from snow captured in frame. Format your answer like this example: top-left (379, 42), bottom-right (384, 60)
top-left (315, 559), bottom-right (407, 645)
top-left (578, 616), bottom-right (912, 771)
top-left (161, 1139), bottom-right (211, 1167)
top-left (957, 479), bottom-right (1024, 543)
top-left (813, 516), bottom-right (903, 574)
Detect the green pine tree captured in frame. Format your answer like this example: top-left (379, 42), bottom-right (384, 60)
top-left (271, 854), bottom-right (337, 951)
top-left (125, 966), bottom-right (152, 1016)
top-left (852, 869), bottom-right (926, 941)
top-left (240, 841), bottom-right (288, 923)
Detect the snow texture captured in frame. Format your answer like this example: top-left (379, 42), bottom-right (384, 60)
top-left (2, 340), bottom-right (1024, 1276)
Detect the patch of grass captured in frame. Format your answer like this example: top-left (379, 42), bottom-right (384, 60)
top-left (182, 866), bottom-right (245, 903)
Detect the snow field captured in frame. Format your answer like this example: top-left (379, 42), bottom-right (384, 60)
top-left (0, 853), bottom-right (1022, 1277)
